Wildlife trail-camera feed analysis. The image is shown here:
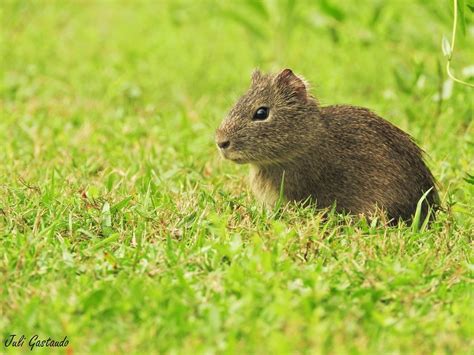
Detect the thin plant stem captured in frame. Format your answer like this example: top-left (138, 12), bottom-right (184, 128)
top-left (446, 0), bottom-right (474, 88)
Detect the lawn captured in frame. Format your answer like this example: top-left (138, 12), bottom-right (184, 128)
top-left (1, 0), bottom-right (473, 353)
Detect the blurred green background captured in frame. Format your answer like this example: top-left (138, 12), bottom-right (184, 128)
top-left (1, 0), bottom-right (473, 353)
top-left (1, 1), bottom-right (473, 191)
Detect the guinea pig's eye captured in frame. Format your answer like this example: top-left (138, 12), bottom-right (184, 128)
top-left (253, 107), bottom-right (269, 121)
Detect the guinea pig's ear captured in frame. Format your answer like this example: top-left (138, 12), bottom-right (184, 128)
top-left (251, 69), bottom-right (263, 84)
top-left (275, 68), bottom-right (307, 99)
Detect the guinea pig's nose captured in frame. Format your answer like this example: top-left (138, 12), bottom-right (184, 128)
top-left (217, 140), bottom-right (230, 149)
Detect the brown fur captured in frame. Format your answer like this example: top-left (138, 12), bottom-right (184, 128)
top-left (215, 69), bottom-right (439, 223)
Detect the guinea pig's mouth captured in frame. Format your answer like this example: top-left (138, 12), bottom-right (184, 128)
top-left (229, 157), bottom-right (248, 164)
top-left (219, 149), bottom-right (249, 164)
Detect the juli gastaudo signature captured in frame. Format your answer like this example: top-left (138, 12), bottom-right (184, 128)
top-left (4, 334), bottom-right (69, 351)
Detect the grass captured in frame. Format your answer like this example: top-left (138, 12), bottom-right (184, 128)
top-left (1, 0), bottom-right (473, 353)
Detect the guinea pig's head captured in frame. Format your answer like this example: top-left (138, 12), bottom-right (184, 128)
top-left (215, 68), bottom-right (319, 165)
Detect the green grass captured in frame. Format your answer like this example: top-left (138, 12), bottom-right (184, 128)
top-left (1, 0), bottom-right (473, 353)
